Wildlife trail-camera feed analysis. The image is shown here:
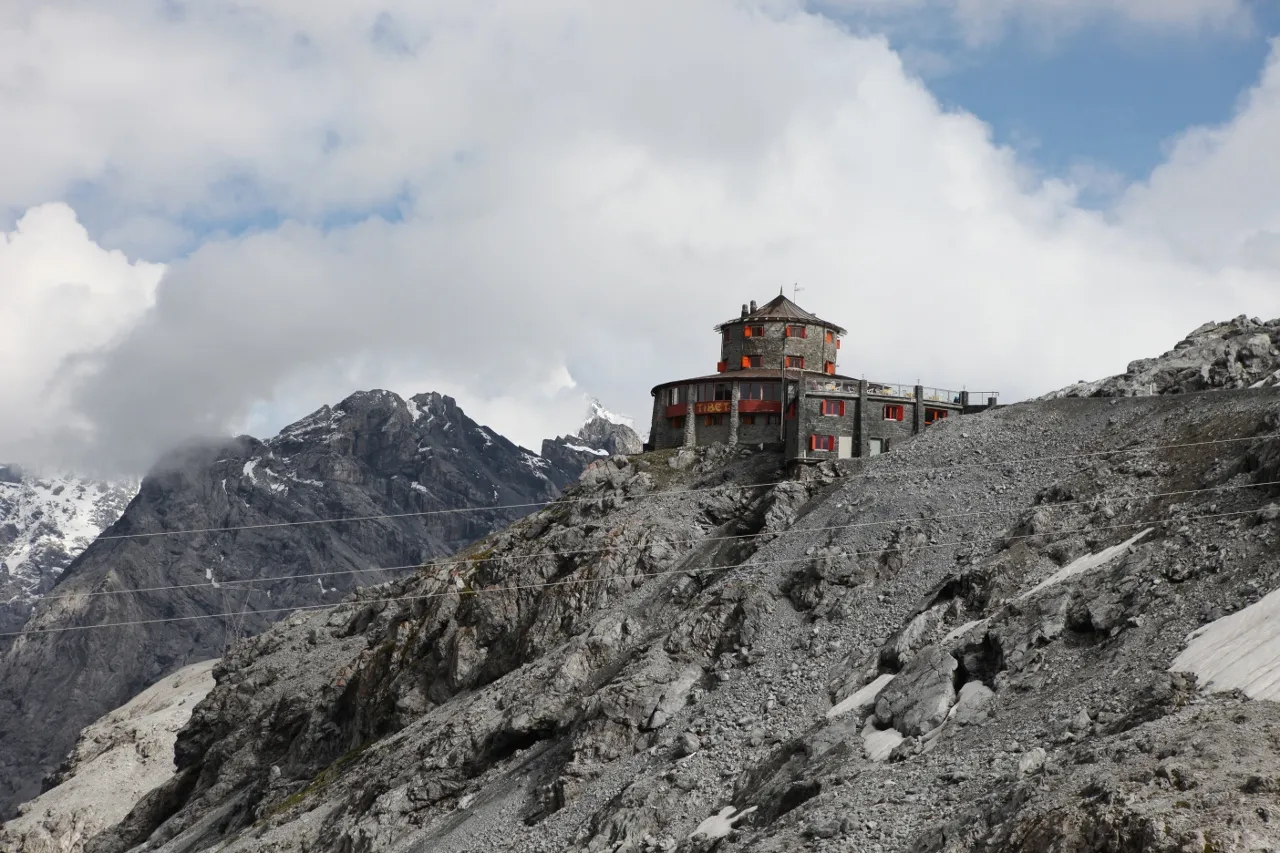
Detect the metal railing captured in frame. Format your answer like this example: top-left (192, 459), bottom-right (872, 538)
top-left (866, 382), bottom-right (915, 399)
top-left (804, 379), bottom-right (860, 394)
top-left (920, 386), bottom-right (961, 404)
top-left (799, 381), bottom-right (999, 406)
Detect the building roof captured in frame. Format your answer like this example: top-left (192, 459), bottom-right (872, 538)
top-left (715, 294), bottom-right (847, 335)
top-left (650, 367), bottom-right (859, 394)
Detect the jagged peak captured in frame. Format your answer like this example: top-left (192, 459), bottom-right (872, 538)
top-left (583, 395), bottom-right (634, 430)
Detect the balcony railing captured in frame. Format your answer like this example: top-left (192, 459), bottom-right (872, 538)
top-left (801, 380), bottom-right (998, 406)
top-left (804, 378), bottom-right (860, 394)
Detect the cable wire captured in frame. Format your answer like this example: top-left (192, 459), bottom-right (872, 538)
top-left (88, 435), bottom-right (1267, 542)
top-left (4, 506), bottom-right (1262, 637)
top-left (32, 477), bottom-right (1280, 604)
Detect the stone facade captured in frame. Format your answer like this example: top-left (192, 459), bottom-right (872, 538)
top-left (648, 295), bottom-right (995, 462)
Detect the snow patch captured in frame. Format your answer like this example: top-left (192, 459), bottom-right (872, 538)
top-left (564, 443), bottom-right (609, 456)
top-left (1171, 585), bottom-right (1280, 701)
top-left (861, 719), bottom-right (905, 762)
top-left (242, 460), bottom-right (258, 485)
top-left (1017, 529), bottom-right (1153, 601)
top-left (828, 673), bottom-right (895, 720)
top-left (690, 805), bottom-right (758, 840)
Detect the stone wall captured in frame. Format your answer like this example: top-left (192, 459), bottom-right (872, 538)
top-left (719, 321), bottom-right (840, 373)
top-left (649, 380), bottom-right (964, 459)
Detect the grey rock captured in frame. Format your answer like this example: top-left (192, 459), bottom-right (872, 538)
top-left (875, 645), bottom-right (958, 736)
top-left (1017, 747), bottom-right (1047, 775)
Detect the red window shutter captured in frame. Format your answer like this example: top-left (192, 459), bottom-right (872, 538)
top-left (838, 401), bottom-right (846, 416)
top-left (785, 327), bottom-right (791, 338)
top-left (743, 327), bottom-right (751, 338)
top-left (717, 360), bottom-right (727, 373)
top-left (741, 356), bottom-right (750, 368)
top-left (801, 327), bottom-right (807, 338)
top-left (836, 339), bottom-right (841, 349)
top-left (809, 435), bottom-right (817, 451)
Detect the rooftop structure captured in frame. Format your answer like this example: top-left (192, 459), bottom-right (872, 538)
top-left (648, 294), bottom-right (996, 462)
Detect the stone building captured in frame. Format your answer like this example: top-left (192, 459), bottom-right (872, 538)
top-left (647, 294), bottom-right (997, 462)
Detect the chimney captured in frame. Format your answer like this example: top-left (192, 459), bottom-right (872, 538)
top-left (750, 300), bottom-right (758, 312)
top-left (741, 303), bottom-right (749, 317)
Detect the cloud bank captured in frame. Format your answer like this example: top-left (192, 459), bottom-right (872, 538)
top-left (1, 1), bottom-right (1278, 474)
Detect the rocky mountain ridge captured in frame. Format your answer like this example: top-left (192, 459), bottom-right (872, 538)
top-left (0, 388), bottom-right (618, 819)
top-left (1046, 314), bottom-right (1280, 399)
top-left (0, 466), bottom-right (136, 636)
top-left (52, 381), bottom-right (1280, 853)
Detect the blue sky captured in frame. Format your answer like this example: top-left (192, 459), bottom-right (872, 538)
top-left (823, 2), bottom-right (1280, 200)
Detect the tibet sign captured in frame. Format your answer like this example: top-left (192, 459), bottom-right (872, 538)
top-left (694, 401), bottom-right (731, 415)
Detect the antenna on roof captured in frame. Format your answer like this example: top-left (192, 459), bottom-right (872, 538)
top-left (792, 283), bottom-right (804, 301)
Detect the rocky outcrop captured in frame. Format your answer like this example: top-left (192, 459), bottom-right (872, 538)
top-left (0, 661), bottom-right (215, 853)
top-left (1046, 314), bottom-right (1280, 398)
top-left (0, 390), bottom-right (605, 818)
top-left (72, 383), bottom-right (1280, 853)
top-left (0, 466), bottom-right (136, 637)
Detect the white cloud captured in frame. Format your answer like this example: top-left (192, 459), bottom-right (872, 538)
top-left (1117, 39), bottom-right (1280, 269)
top-left (0, 2), bottom-right (1277, 474)
top-left (0, 203), bottom-right (163, 465)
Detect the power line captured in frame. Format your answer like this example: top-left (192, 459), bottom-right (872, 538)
top-left (4, 506), bottom-right (1262, 638)
top-left (87, 434), bottom-right (1267, 543)
top-left (33, 477), bottom-right (1280, 604)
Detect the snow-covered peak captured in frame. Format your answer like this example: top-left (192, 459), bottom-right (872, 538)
top-left (0, 467), bottom-right (137, 630)
top-left (583, 395), bottom-right (635, 430)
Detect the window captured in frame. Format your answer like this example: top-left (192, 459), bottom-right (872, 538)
top-left (744, 325), bottom-right (765, 338)
top-left (824, 361), bottom-right (835, 375)
top-left (665, 387), bottom-right (689, 405)
top-left (741, 414), bottom-right (756, 426)
top-left (810, 434), bottom-right (836, 451)
top-left (704, 414), bottom-right (725, 427)
top-left (696, 383), bottom-right (733, 402)
top-left (669, 416), bottom-right (685, 429)
top-left (820, 399), bottom-right (846, 417)
top-left (925, 407), bottom-right (949, 425)
top-left (884, 405), bottom-right (905, 421)
top-left (825, 330), bottom-right (834, 344)
top-left (741, 355), bottom-right (762, 368)
top-left (785, 355), bottom-right (805, 369)
top-left (785, 325), bottom-right (807, 338)
top-left (765, 414), bottom-right (781, 425)
top-left (740, 382), bottom-right (782, 401)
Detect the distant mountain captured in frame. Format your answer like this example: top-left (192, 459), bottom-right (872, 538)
top-left (541, 396), bottom-right (645, 472)
top-left (0, 389), bottom-right (609, 817)
top-left (1044, 314), bottom-right (1280, 399)
top-left (0, 467), bottom-right (136, 636)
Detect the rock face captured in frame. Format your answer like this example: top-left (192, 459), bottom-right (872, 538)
top-left (0, 389), bottom-right (605, 818)
top-left (0, 466), bottom-right (136, 636)
top-left (66, 383), bottom-right (1280, 853)
top-left (1046, 314), bottom-right (1280, 398)
top-left (0, 660), bottom-right (216, 853)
